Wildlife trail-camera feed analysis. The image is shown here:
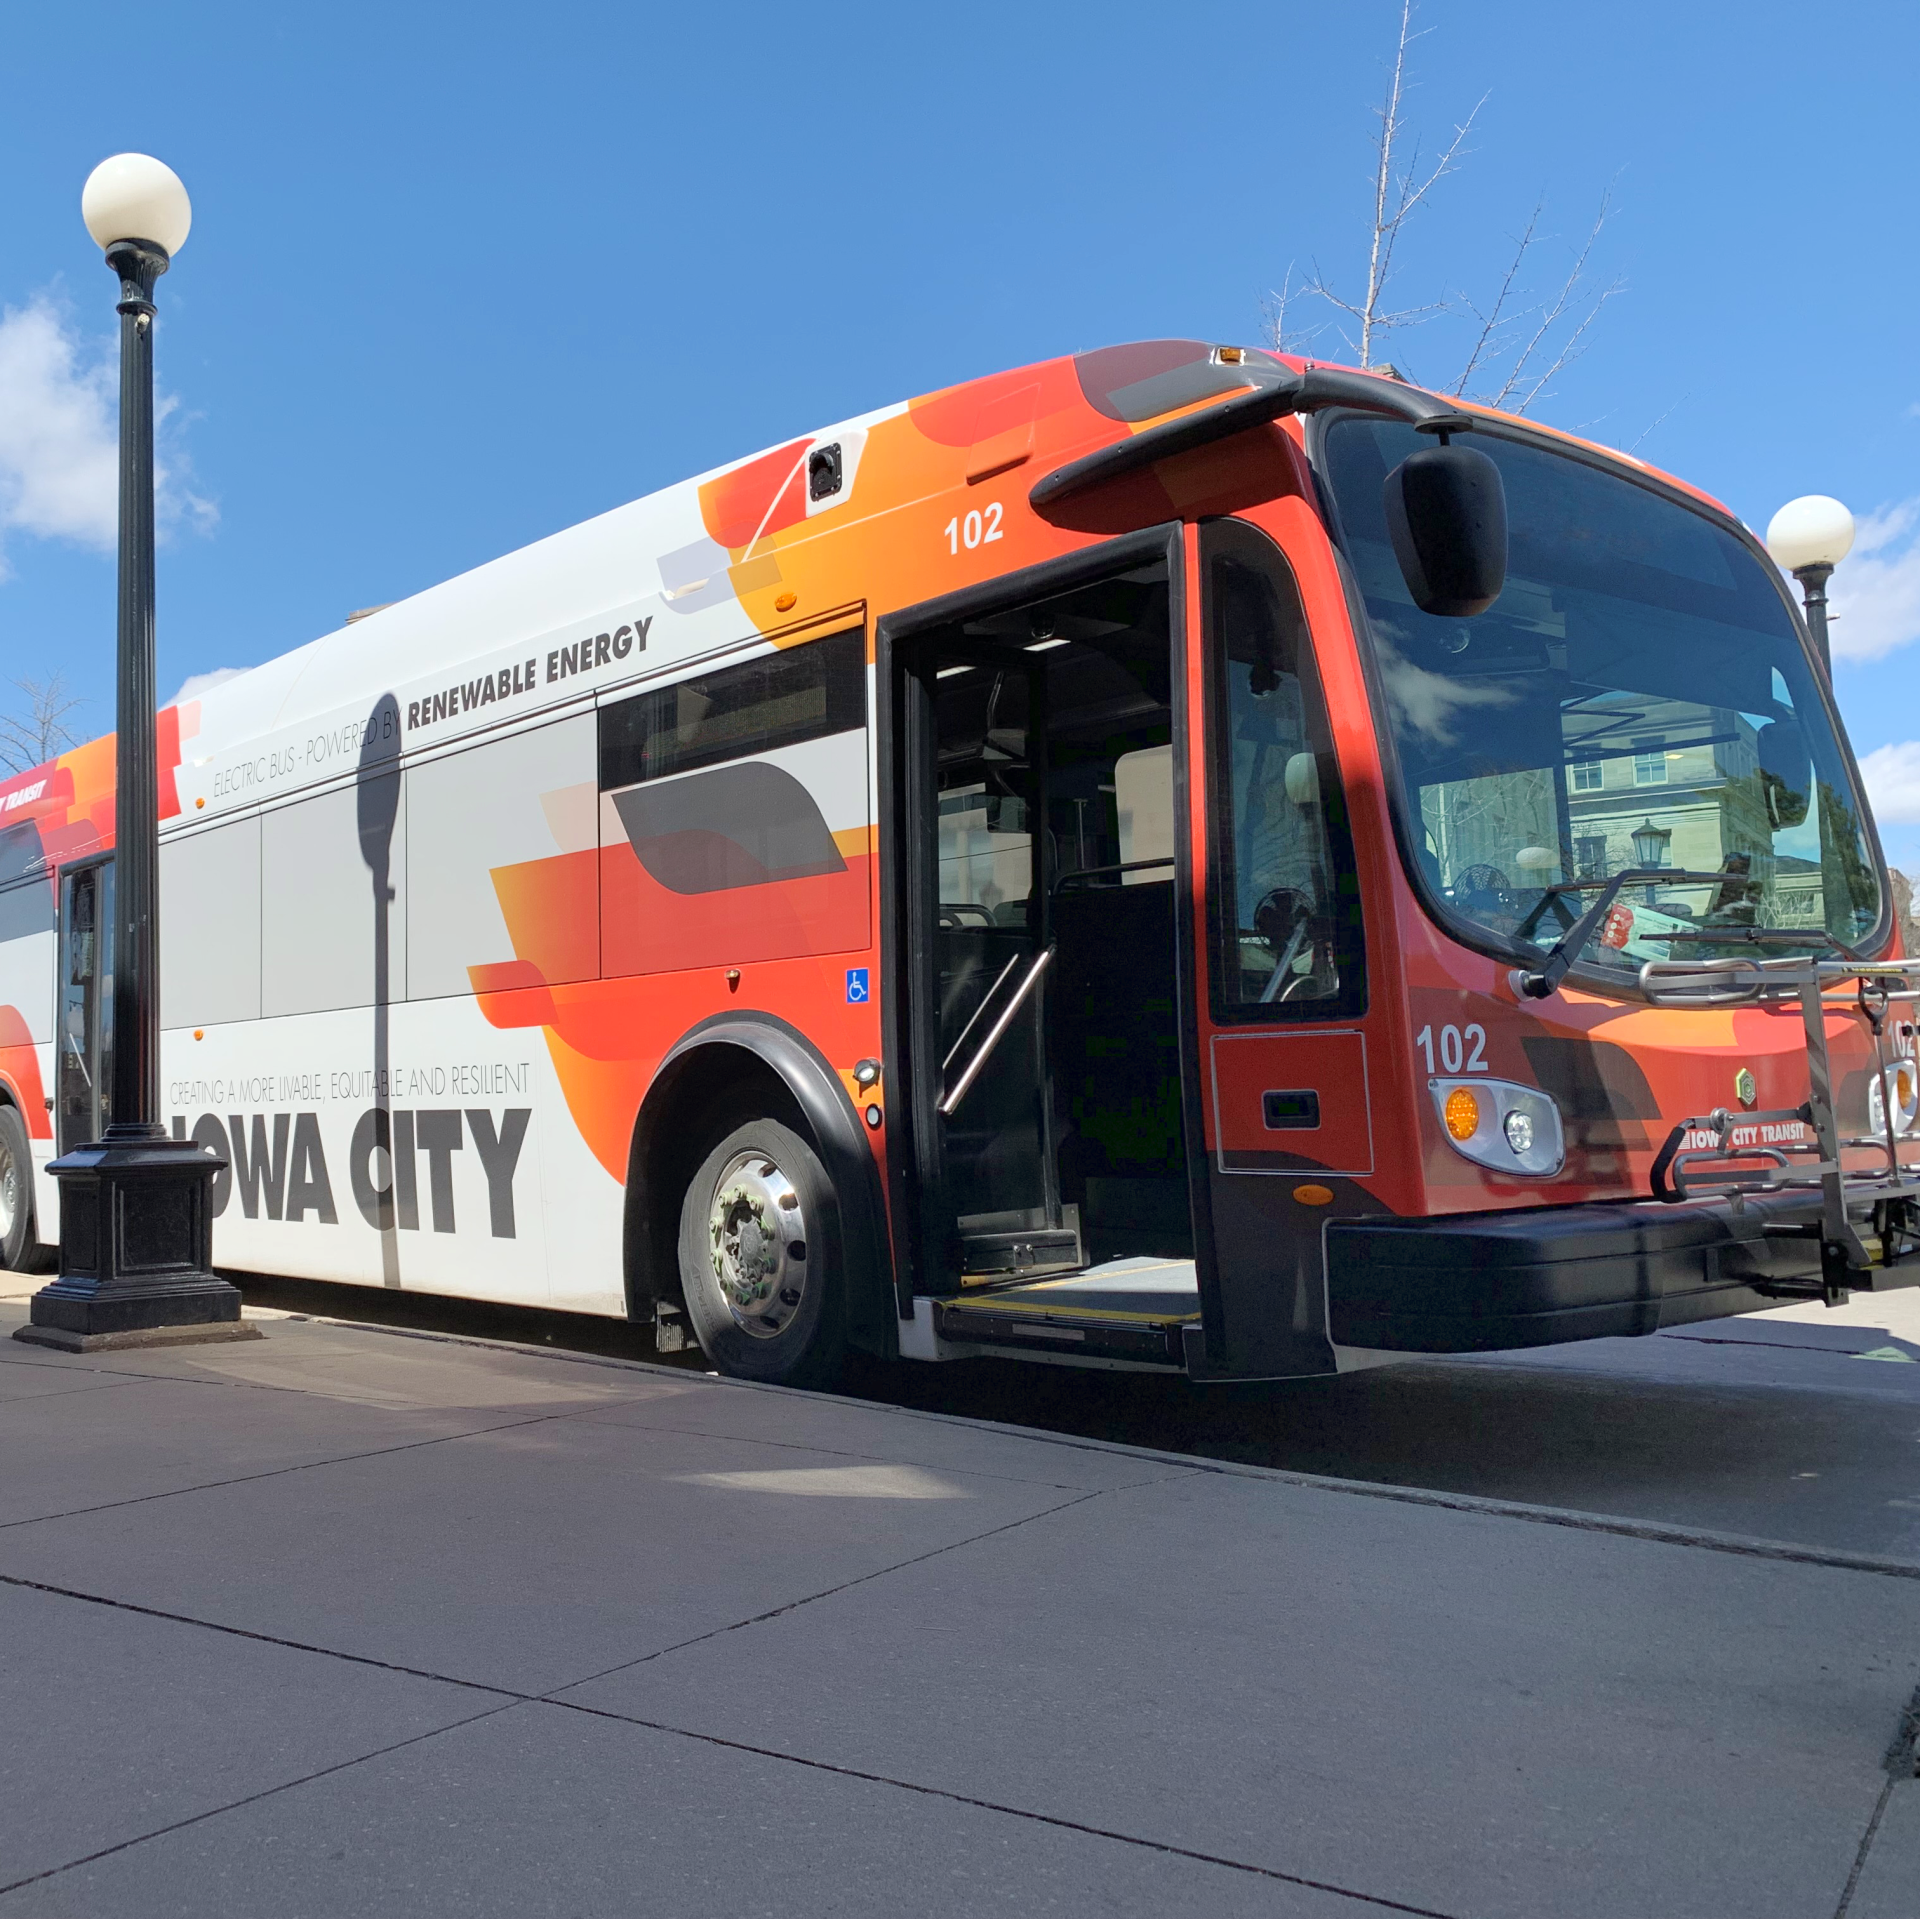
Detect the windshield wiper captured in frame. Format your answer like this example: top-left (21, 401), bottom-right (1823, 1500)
top-left (1657, 926), bottom-right (1860, 958)
top-left (1511, 868), bottom-right (1730, 1000)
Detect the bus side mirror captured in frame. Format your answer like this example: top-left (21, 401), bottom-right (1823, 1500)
top-left (1383, 443), bottom-right (1508, 618)
top-left (1756, 719), bottom-right (1810, 829)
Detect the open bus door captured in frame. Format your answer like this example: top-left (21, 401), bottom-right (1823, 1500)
top-left (885, 528), bottom-right (1207, 1365)
top-left (884, 519), bottom-right (1373, 1379)
top-left (1185, 516), bottom-right (1372, 1378)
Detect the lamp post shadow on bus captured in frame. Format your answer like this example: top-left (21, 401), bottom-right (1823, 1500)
top-left (15, 156), bottom-right (254, 1355)
top-left (1767, 494), bottom-right (1856, 674)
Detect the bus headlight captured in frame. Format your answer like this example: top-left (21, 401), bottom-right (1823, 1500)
top-left (1867, 1060), bottom-right (1919, 1137)
top-left (1429, 1078), bottom-right (1565, 1177)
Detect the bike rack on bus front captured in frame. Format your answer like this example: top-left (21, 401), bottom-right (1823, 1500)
top-left (1639, 954), bottom-right (1920, 1302)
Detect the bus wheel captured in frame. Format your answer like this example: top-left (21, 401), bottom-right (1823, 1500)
top-left (677, 1119), bottom-right (847, 1389)
top-left (0, 1105), bottom-right (37, 1272)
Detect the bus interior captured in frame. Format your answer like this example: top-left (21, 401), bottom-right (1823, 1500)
top-left (910, 558), bottom-right (1205, 1360)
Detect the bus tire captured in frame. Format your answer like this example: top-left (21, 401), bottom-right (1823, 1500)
top-left (0, 1104), bottom-right (38, 1272)
top-left (678, 1118), bottom-right (847, 1389)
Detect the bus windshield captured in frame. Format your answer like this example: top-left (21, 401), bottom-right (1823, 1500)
top-left (1321, 417), bottom-right (1882, 978)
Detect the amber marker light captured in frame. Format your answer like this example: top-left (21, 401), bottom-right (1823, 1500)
top-left (774, 591), bottom-right (797, 612)
top-left (1293, 1183), bottom-right (1333, 1206)
top-left (195, 796), bottom-right (205, 808)
top-left (1444, 1086), bottom-right (1481, 1141)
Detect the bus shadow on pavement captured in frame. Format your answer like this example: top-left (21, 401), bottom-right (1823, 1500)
top-left (232, 1268), bottom-right (1920, 1567)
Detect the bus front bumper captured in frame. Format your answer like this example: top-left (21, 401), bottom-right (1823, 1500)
top-left (1325, 1191), bottom-right (1920, 1354)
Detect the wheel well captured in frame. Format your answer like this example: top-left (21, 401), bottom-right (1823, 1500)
top-left (0, 1083), bottom-right (45, 1260)
top-left (625, 1046), bottom-right (808, 1322)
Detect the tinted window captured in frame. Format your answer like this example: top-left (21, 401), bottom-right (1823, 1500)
top-left (599, 629), bottom-right (865, 791)
top-left (1204, 520), bottom-right (1365, 1020)
top-left (1323, 418), bottom-right (1882, 972)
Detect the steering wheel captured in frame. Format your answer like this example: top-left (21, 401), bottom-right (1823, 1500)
top-left (1252, 888), bottom-right (1313, 953)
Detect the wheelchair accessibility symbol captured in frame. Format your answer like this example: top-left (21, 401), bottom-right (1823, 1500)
top-left (845, 968), bottom-right (870, 1004)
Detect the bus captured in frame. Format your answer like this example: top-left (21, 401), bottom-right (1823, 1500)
top-left (2, 338), bottom-right (1916, 1385)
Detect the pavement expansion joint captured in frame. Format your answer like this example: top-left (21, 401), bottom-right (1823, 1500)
top-left (538, 1695), bottom-right (1463, 1919)
top-left (0, 1699), bottom-right (526, 1906)
top-left (0, 1567), bottom-right (526, 1699)
top-left (548, 1485), bottom-right (1116, 1695)
top-left (0, 1406), bottom-right (582, 1536)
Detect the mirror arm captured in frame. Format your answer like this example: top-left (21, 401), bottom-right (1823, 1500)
top-left (1030, 362), bottom-right (1475, 510)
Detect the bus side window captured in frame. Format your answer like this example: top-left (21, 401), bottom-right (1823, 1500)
top-left (406, 714), bottom-right (599, 1000)
top-left (1203, 520), bottom-right (1366, 1020)
top-left (262, 783), bottom-right (409, 1017)
top-left (596, 630), bottom-right (870, 977)
top-left (160, 817), bottom-right (262, 1028)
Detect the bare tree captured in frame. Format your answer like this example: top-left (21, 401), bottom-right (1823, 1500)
top-left (1284, 0), bottom-right (1482, 369)
top-left (1270, 1), bottom-right (1622, 416)
top-left (0, 674), bottom-right (86, 776)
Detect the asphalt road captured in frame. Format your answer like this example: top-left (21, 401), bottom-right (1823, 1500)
top-left (225, 1271), bottom-right (1920, 1569)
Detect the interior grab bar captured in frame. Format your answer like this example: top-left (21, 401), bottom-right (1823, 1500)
top-left (941, 951), bottom-right (1024, 1073)
top-left (939, 947), bottom-right (1053, 1117)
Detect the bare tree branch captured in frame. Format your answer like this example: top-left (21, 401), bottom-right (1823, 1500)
top-left (1303, 0), bottom-right (1484, 368)
top-left (1449, 201), bottom-right (1543, 396)
top-left (1626, 394), bottom-right (1686, 453)
top-left (1263, 261), bottom-right (1329, 355)
top-left (0, 674), bottom-right (86, 776)
top-left (1486, 188), bottom-right (1619, 411)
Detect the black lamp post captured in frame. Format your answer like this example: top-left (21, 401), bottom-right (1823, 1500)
top-left (15, 156), bottom-right (253, 1355)
top-left (1766, 494), bottom-right (1856, 676)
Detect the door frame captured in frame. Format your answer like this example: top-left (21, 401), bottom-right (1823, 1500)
top-left (874, 521), bottom-right (1220, 1322)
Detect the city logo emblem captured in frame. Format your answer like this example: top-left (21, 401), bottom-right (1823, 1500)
top-left (1734, 1067), bottom-right (1756, 1108)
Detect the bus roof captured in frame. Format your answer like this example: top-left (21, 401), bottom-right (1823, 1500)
top-left (1, 340), bottom-right (1735, 852)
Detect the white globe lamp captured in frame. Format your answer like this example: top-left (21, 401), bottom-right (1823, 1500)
top-left (1766, 495), bottom-right (1854, 574)
top-left (1765, 495), bottom-right (1853, 674)
top-left (81, 153), bottom-right (192, 257)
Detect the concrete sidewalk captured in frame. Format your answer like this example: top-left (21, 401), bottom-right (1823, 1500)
top-left (0, 1286), bottom-right (1915, 1918)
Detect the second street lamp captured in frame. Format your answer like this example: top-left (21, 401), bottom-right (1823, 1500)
top-left (1766, 494), bottom-right (1855, 674)
top-left (15, 156), bottom-right (252, 1355)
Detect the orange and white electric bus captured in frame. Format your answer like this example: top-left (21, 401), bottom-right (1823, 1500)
top-left (2, 339), bottom-right (1915, 1383)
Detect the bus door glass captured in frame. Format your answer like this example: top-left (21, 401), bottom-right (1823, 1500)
top-left (58, 861), bottom-right (113, 1152)
top-left (1196, 519), bottom-right (1368, 1375)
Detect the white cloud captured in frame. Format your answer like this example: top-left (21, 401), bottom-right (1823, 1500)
top-left (0, 291), bottom-right (215, 580)
top-left (1857, 740), bottom-right (1920, 823)
top-left (166, 666), bottom-right (246, 708)
top-left (1829, 498), bottom-right (1920, 664)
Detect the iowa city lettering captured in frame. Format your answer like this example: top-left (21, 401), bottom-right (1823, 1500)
top-left (169, 1107), bottom-right (530, 1238)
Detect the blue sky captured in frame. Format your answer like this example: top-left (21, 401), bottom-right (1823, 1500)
top-left (4, 0), bottom-right (1919, 859)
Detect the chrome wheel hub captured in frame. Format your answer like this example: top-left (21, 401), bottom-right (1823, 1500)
top-left (0, 1135), bottom-right (17, 1244)
top-left (707, 1151), bottom-right (808, 1338)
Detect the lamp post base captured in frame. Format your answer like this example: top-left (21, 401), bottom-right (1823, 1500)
top-left (14, 1318), bottom-right (262, 1354)
top-left (19, 1133), bottom-right (255, 1352)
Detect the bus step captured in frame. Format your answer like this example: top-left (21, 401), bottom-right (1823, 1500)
top-left (933, 1299), bottom-right (1186, 1367)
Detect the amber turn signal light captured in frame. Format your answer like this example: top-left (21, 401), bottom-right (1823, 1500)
top-left (1443, 1086), bottom-right (1480, 1141)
